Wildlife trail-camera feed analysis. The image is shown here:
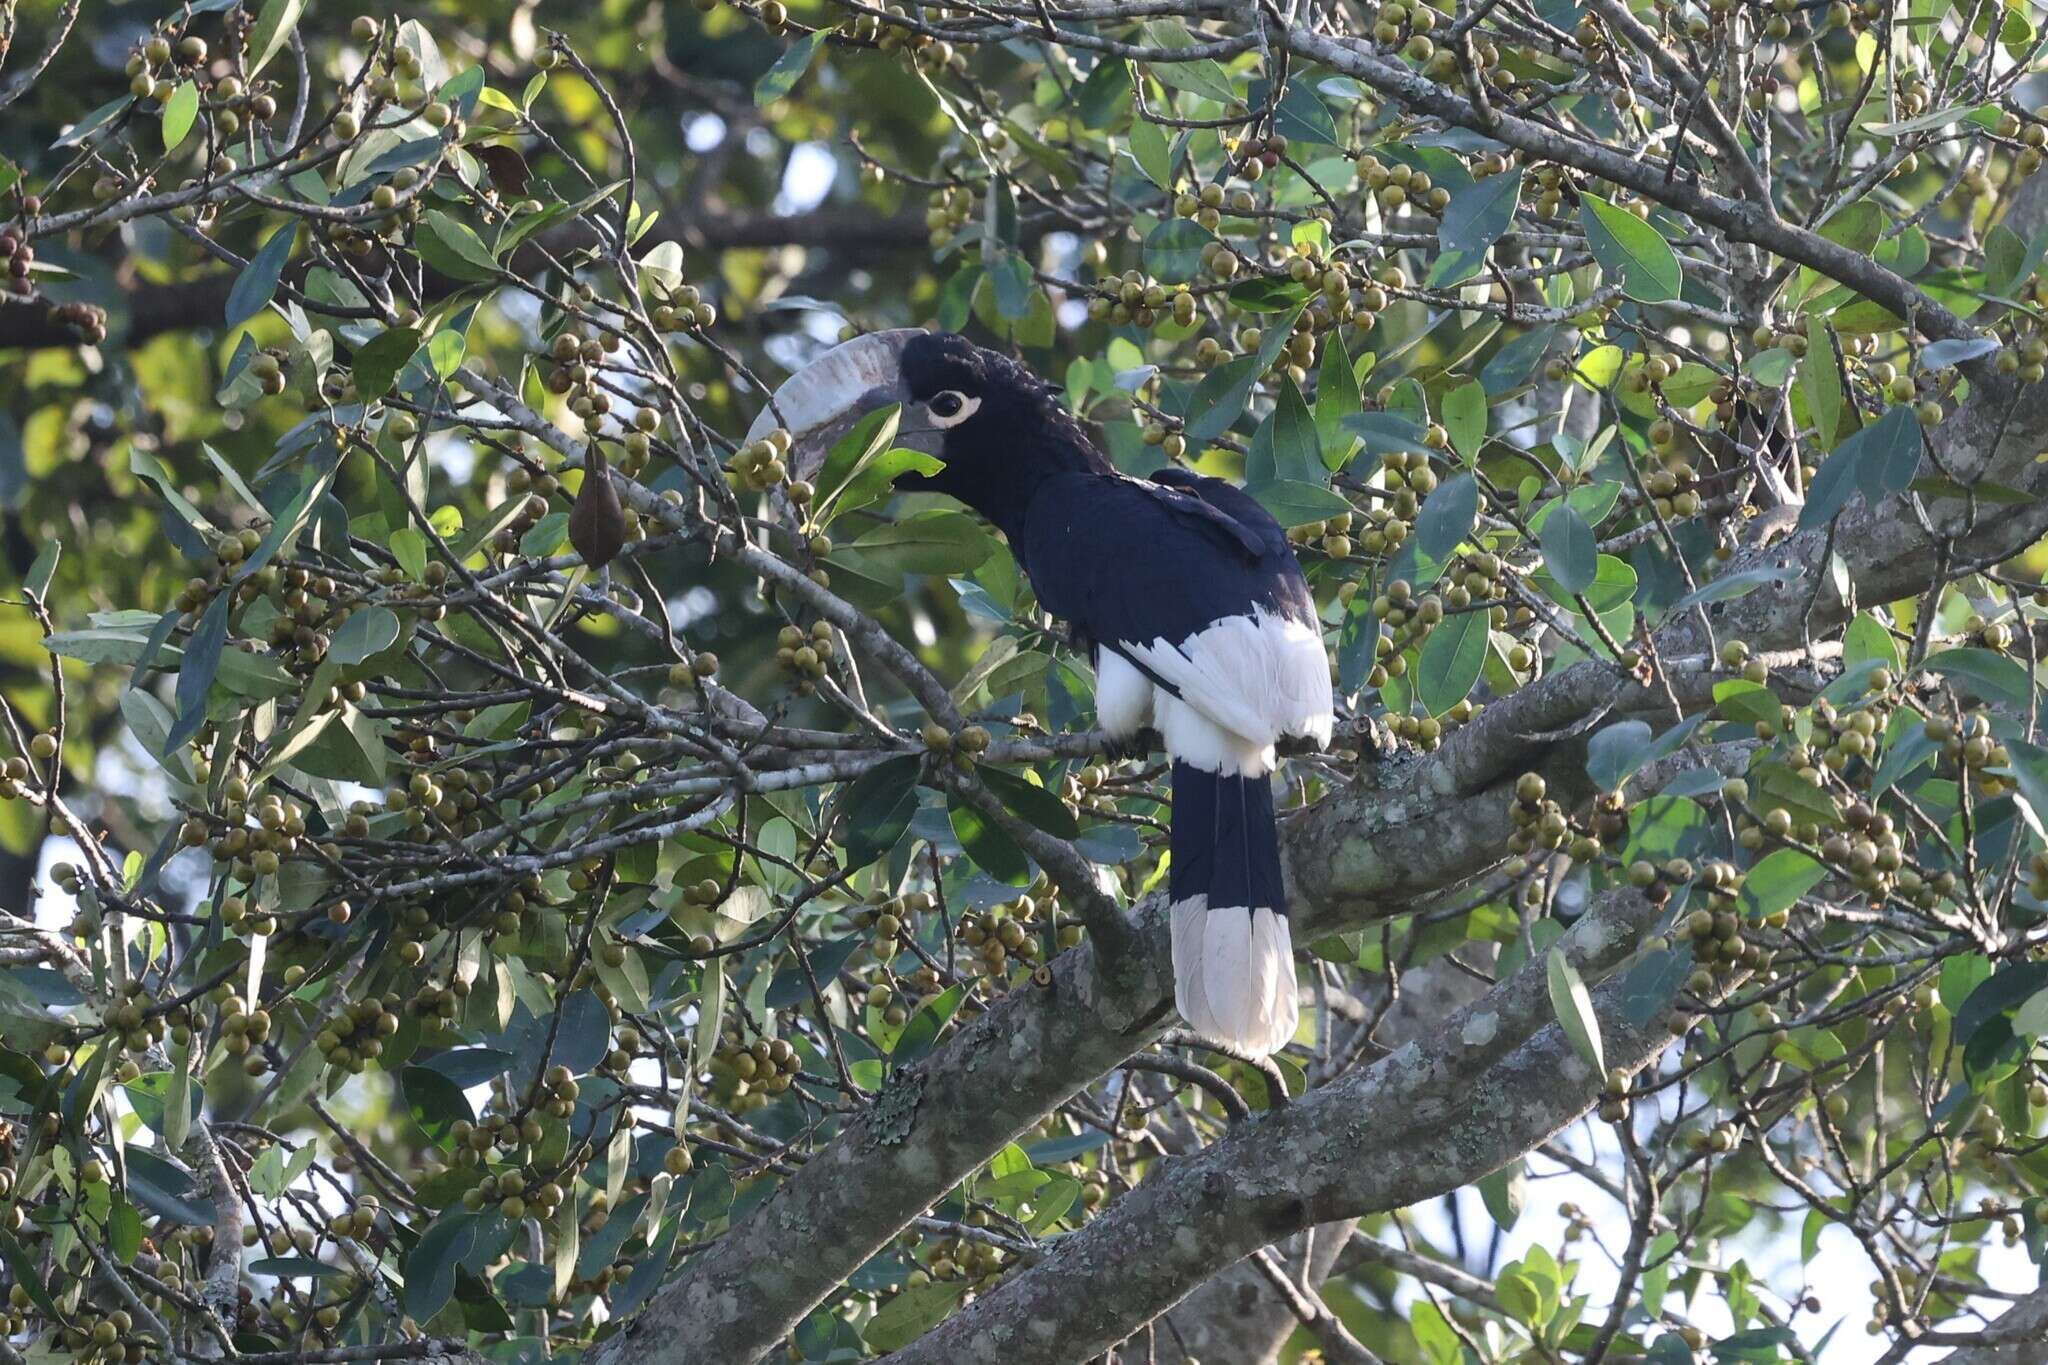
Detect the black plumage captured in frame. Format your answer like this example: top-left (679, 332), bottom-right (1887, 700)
top-left (890, 331), bottom-right (1330, 1054)
top-left (897, 334), bottom-right (1317, 676)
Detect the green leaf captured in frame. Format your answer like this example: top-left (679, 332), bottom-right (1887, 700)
top-left (1806, 207), bottom-right (1883, 264)
top-left (1533, 553), bottom-right (1636, 614)
top-left (53, 94), bottom-right (129, 150)
top-left (979, 766), bottom-right (1079, 839)
top-left (1798, 404), bottom-right (1919, 530)
top-left (167, 593), bottom-right (230, 750)
top-left (1416, 610), bottom-right (1486, 716)
top-left (390, 527), bottom-right (428, 581)
top-left (1077, 58), bottom-right (1132, 130)
top-left (1538, 502), bottom-right (1596, 595)
top-left (948, 792), bottom-right (1031, 885)
top-left (1622, 948), bottom-right (1690, 1027)
top-left (1029, 1176), bottom-right (1082, 1232)
top-left (1713, 679), bottom-right (1779, 727)
top-left (124, 1070), bottom-right (202, 1141)
top-left (425, 329), bottom-right (465, 379)
top-left (125, 1149), bottom-right (214, 1226)
top-left (0, 1229), bottom-right (59, 1318)
top-left (893, 983), bottom-right (964, 1064)
top-left (1850, 403), bottom-right (1924, 510)
top-left (1907, 476), bottom-right (2034, 505)
top-left (866, 1280), bottom-right (969, 1353)
top-left (513, 512), bottom-right (564, 561)
top-left (981, 647), bottom-right (1050, 702)
top-left (1843, 613), bottom-right (1901, 671)
top-left (1430, 170), bottom-right (1521, 287)
top-left (1143, 218), bottom-right (1211, 285)
top-left (552, 1190), bottom-right (581, 1300)
top-left (765, 936), bottom-right (863, 1010)
top-left (225, 223), bottom-right (297, 329)
top-left (1478, 1162), bottom-right (1526, 1229)
top-left (1249, 78), bottom-right (1338, 145)
top-left (986, 252), bottom-right (1033, 321)
top-left (1129, 118), bottom-right (1173, 189)
top-left (1247, 479), bottom-right (1354, 527)
top-left (1412, 1298), bottom-right (1464, 1365)
top-left (1797, 435), bottom-right (1862, 531)
top-left (1547, 948), bottom-right (1604, 1074)
top-left (16, 540), bottom-right (52, 602)
top-left (1415, 471), bottom-right (1478, 560)
top-left (404, 1211), bottom-right (483, 1323)
top-left (417, 210), bottom-right (501, 283)
top-left (162, 83), bottom-right (199, 153)
top-left (48, 621), bottom-right (295, 700)
top-left (107, 1200), bottom-right (143, 1262)
top-left (1745, 347), bottom-right (1795, 387)
top-left (403, 1064), bottom-right (476, 1153)
top-left (1660, 362), bottom-right (1720, 408)
top-left (814, 403), bottom-right (902, 510)
top-left (1667, 566), bottom-right (1800, 614)
top-left (1922, 646), bottom-right (2033, 707)
top-left (1343, 411), bottom-right (1433, 463)
top-left (1749, 761), bottom-right (1841, 827)
top-left (246, 0), bottom-right (306, 78)
top-left (2003, 739), bottom-right (2048, 842)
top-left (1230, 278), bottom-right (1311, 313)
top-left (1182, 355), bottom-right (1262, 444)
top-left (841, 757), bottom-right (921, 869)
top-left (950, 637), bottom-right (1020, 707)
top-left (1315, 332), bottom-right (1362, 469)
top-left (351, 326), bottom-right (422, 399)
top-left (1140, 21), bottom-right (1239, 104)
top-left (850, 511), bottom-right (994, 575)
top-left (295, 706), bottom-right (388, 785)
top-left (1956, 962), bottom-right (2048, 1045)
top-left (1441, 379), bottom-right (1486, 464)
top-left (1919, 336), bottom-right (2000, 370)
top-left (1740, 849), bottom-right (1826, 919)
top-left (1586, 720), bottom-right (1652, 791)
top-left (235, 450), bottom-right (338, 582)
top-left (1578, 193), bottom-right (1682, 303)
top-left (1245, 379), bottom-right (1320, 486)
top-left (1985, 222), bottom-right (2048, 297)
top-left (755, 28), bottom-right (830, 105)
top-left (2015, 987), bottom-right (2048, 1040)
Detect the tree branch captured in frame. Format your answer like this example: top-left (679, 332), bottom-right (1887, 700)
top-left (0, 205), bottom-right (930, 350)
top-left (874, 890), bottom-right (1674, 1363)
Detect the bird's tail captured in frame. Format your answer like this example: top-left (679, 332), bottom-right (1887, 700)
top-left (1167, 760), bottom-right (1300, 1057)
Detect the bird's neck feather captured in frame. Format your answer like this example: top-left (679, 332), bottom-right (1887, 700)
top-left (944, 432), bottom-right (1104, 540)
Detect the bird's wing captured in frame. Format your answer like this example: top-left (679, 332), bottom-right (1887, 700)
top-left (1023, 473), bottom-right (1289, 642)
top-left (1023, 473), bottom-right (1331, 754)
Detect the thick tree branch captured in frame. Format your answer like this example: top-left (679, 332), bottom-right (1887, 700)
top-left (1937, 1288), bottom-right (2048, 1365)
top-left (875, 890), bottom-right (1675, 1363)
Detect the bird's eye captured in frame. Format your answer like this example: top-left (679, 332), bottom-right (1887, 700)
top-left (925, 390), bottom-right (980, 428)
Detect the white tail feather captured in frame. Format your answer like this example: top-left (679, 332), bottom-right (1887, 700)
top-left (1169, 899), bottom-right (1299, 1057)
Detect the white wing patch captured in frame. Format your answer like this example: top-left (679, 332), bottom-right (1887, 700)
top-left (1095, 649), bottom-right (1154, 739)
top-left (1123, 607), bottom-right (1333, 775)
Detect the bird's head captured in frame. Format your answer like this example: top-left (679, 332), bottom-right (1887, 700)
top-left (744, 330), bottom-right (1104, 518)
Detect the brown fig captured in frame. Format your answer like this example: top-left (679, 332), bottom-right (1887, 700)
top-left (568, 445), bottom-right (626, 569)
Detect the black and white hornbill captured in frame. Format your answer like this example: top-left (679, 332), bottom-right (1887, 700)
top-left (749, 330), bottom-right (1333, 1056)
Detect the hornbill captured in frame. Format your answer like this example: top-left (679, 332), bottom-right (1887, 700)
top-left (750, 330), bottom-right (1333, 1056)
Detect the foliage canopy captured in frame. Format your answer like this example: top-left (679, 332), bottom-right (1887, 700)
top-left (4, 0), bottom-right (2048, 1361)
